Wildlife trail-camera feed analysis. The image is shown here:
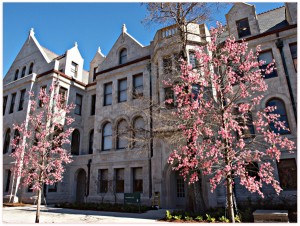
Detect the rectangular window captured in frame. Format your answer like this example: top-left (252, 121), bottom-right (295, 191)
top-left (18, 89), bottom-right (26, 111)
top-left (48, 183), bottom-right (57, 192)
top-left (104, 82), bottom-right (112, 106)
top-left (59, 87), bottom-right (68, 106)
top-left (38, 86), bottom-right (47, 107)
top-left (173, 53), bottom-right (181, 72)
top-left (164, 87), bottom-right (176, 108)
top-left (163, 57), bottom-right (172, 74)
top-left (277, 159), bottom-right (297, 190)
top-left (93, 67), bottom-right (98, 81)
top-left (177, 177), bottom-right (185, 198)
top-left (9, 93), bottom-right (16, 114)
top-left (99, 169), bottom-right (108, 193)
top-left (189, 51), bottom-right (198, 69)
top-left (3, 96), bottom-right (8, 115)
top-left (71, 61), bottom-right (78, 78)
top-left (133, 74), bottom-right (143, 98)
top-left (75, 93), bottom-right (83, 115)
top-left (133, 167), bottom-right (143, 193)
top-left (90, 94), bottom-right (96, 115)
top-left (115, 168), bottom-right (124, 193)
top-left (290, 43), bottom-right (297, 72)
top-left (118, 78), bottom-right (127, 102)
top-left (236, 18), bottom-right (251, 38)
top-left (4, 170), bottom-right (11, 192)
top-left (258, 50), bottom-right (277, 79)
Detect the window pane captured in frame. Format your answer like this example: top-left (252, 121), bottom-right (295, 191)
top-left (14, 70), bottom-right (19, 81)
top-left (99, 169), bottom-right (108, 193)
top-left (163, 58), bottom-right (172, 74)
top-left (278, 159), bottom-right (297, 190)
top-left (89, 130), bottom-right (94, 154)
top-left (266, 99), bottom-right (290, 134)
top-left (9, 93), bottom-right (16, 113)
top-left (104, 83), bottom-right (112, 106)
top-left (133, 167), bottom-right (143, 193)
top-left (71, 130), bottom-right (80, 155)
top-left (3, 129), bottom-right (11, 154)
top-left (75, 94), bottom-right (82, 115)
top-left (117, 120), bottom-right (128, 149)
top-left (103, 123), bottom-right (112, 150)
top-left (258, 51), bottom-right (277, 78)
top-left (237, 18), bottom-right (251, 38)
top-left (133, 74), bottom-right (143, 98)
top-left (118, 79), bottom-right (127, 102)
top-left (119, 49), bottom-right (127, 64)
top-left (3, 96), bottom-right (8, 115)
top-left (91, 94), bottom-right (96, 115)
top-left (116, 168), bottom-right (124, 193)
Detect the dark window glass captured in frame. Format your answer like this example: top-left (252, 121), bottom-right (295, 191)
top-left (48, 183), bottom-right (57, 192)
top-left (102, 123), bottom-right (112, 151)
top-left (93, 67), bottom-right (98, 81)
top-left (14, 70), bottom-right (19, 81)
top-left (5, 170), bottom-right (11, 192)
top-left (9, 93), bottom-right (16, 114)
top-left (133, 74), bottom-right (143, 98)
top-left (290, 43), bottom-right (297, 72)
top-left (89, 129), bottom-right (94, 154)
top-left (71, 129), bottom-right (80, 155)
top-left (38, 86), bottom-right (47, 107)
top-left (163, 57), bottom-right (172, 74)
top-left (277, 159), bottom-right (297, 190)
top-left (133, 117), bottom-right (145, 148)
top-left (118, 79), bottom-right (127, 102)
top-left (117, 120), bottom-right (128, 149)
top-left (246, 162), bottom-right (259, 181)
top-left (3, 129), bottom-right (11, 154)
top-left (119, 49), bottom-right (127, 64)
top-left (99, 169), bottom-right (108, 193)
top-left (75, 94), bottom-right (83, 115)
top-left (29, 63), bottom-right (34, 74)
top-left (266, 99), bottom-right (290, 135)
top-left (258, 51), bottom-right (277, 79)
top-left (133, 167), bottom-right (143, 193)
top-left (176, 177), bottom-right (185, 198)
top-left (12, 129), bottom-right (20, 153)
top-left (71, 61), bottom-right (78, 78)
top-left (3, 96), bottom-right (8, 115)
top-left (104, 83), bottom-right (112, 106)
top-left (164, 87), bottom-right (176, 108)
top-left (59, 87), bottom-right (68, 106)
top-left (18, 89), bottom-right (26, 111)
top-left (192, 84), bottom-right (200, 101)
top-left (21, 66), bottom-right (26, 78)
top-left (115, 168), bottom-right (124, 193)
top-left (91, 94), bottom-right (96, 115)
top-left (236, 18), bottom-right (251, 38)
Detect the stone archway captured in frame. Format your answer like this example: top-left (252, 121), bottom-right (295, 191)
top-left (76, 169), bottom-right (86, 203)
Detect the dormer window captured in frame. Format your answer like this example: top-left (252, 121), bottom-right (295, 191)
top-left (28, 63), bottom-right (34, 74)
top-left (236, 18), bottom-right (251, 38)
top-left (71, 61), bottom-right (78, 78)
top-left (119, 48), bottom-right (127, 65)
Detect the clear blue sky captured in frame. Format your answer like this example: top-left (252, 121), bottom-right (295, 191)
top-left (3, 2), bottom-right (285, 76)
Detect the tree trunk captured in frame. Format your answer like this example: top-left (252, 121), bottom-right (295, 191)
top-left (226, 175), bottom-right (235, 223)
top-left (35, 188), bottom-right (42, 223)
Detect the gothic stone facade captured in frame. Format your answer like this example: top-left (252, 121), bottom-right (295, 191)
top-left (3, 3), bottom-right (297, 209)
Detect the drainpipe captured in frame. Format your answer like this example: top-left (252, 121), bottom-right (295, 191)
top-left (147, 62), bottom-right (153, 199)
top-left (275, 36), bottom-right (297, 123)
top-left (86, 159), bottom-right (92, 197)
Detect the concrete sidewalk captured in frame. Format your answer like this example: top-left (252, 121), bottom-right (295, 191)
top-left (2, 205), bottom-right (170, 224)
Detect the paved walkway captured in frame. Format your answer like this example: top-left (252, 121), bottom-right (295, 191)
top-left (2, 205), bottom-right (170, 224)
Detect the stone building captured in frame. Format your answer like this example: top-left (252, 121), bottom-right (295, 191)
top-left (3, 3), bottom-right (297, 209)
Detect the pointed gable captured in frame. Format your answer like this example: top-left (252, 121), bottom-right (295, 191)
top-left (100, 24), bottom-right (150, 72)
top-left (3, 28), bottom-right (57, 84)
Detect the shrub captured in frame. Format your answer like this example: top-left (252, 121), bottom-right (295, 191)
top-left (219, 216), bottom-right (230, 223)
top-left (206, 214), bottom-right (216, 223)
top-left (195, 215), bottom-right (203, 221)
top-left (165, 210), bottom-right (172, 220)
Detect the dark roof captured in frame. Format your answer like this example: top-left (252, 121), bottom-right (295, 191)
top-left (257, 6), bottom-right (288, 33)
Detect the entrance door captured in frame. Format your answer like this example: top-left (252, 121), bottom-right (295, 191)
top-left (76, 169), bottom-right (86, 203)
top-left (175, 172), bottom-right (187, 208)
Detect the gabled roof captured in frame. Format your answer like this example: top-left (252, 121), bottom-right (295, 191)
top-left (257, 6), bottom-right (288, 33)
top-left (41, 46), bottom-right (59, 61)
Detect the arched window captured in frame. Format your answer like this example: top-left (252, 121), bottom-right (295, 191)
top-left (133, 117), bottom-right (145, 148)
top-left (102, 123), bottom-right (112, 151)
top-left (14, 69), bottom-right (19, 81)
top-left (266, 98), bottom-right (290, 135)
top-left (3, 129), bottom-right (11, 154)
top-left (12, 129), bottom-right (20, 153)
top-left (89, 129), bottom-right (94, 154)
top-left (117, 120), bottom-right (128, 149)
top-left (28, 63), bottom-right (34, 74)
top-left (71, 129), bottom-right (80, 155)
top-left (119, 48), bottom-right (127, 65)
top-left (21, 66), bottom-right (26, 78)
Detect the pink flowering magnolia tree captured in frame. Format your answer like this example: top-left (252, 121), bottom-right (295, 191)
top-left (167, 24), bottom-right (295, 222)
top-left (10, 83), bottom-right (74, 223)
